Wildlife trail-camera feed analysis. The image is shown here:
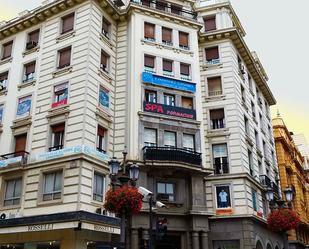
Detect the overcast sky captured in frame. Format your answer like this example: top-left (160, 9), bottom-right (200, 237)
top-left (1, 0), bottom-right (309, 141)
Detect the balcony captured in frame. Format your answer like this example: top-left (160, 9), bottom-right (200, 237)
top-left (143, 146), bottom-right (202, 166)
top-left (131, 0), bottom-right (197, 20)
top-left (49, 145), bottom-right (64, 152)
top-left (0, 151), bottom-right (29, 167)
top-left (260, 175), bottom-right (280, 197)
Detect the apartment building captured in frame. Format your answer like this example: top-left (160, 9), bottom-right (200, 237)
top-left (273, 117), bottom-right (309, 249)
top-left (196, 0), bottom-right (283, 248)
top-left (293, 134), bottom-right (309, 170)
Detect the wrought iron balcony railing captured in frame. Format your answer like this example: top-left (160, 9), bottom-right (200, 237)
top-left (143, 146), bottom-right (202, 166)
top-left (0, 151), bottom-right (29, 165)
top-left (49, 145), bottom-right (64, 152)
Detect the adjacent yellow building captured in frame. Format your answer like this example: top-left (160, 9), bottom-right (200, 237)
top-left (273, 116), bottom-right (309, 249)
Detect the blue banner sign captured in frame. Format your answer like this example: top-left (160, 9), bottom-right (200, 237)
top-left (142, 72), bottom-right (196, 93)
top-left (0, 156), bottom-right (22, 168)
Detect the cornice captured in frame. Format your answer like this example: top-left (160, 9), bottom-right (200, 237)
top-left (199, 27), bottom-right (276, 105)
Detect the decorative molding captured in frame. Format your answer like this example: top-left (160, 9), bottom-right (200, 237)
top-left (17, 80), bottom-right (36, 90)
top-left (47, 104), bottom-right (70, 120)
top-left (0, 57), bottom-right (12, 66)
top-left (98, 69), bottom-right (113, 83)
top-left (56, 30), bottom-right (76, 43)
top-left (206, 128), bottom-right (230, 138)
top-left (99, 33), bottom-right (113, 49)
top-left (22, 46), bottom-right (40, 57)
top-left (96, 106), bottom-right (113, 125)
top-left (11, 116), bottom-right (32, 133)
top-left (52, 66), bottom-right (73, 78)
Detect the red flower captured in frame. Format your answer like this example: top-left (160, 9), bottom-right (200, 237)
top-left (104, 186), bottom-right (143, 216)
top-left (267, 208), bottom-right (300, 232)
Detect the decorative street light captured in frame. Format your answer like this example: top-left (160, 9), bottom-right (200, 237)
top-left (284, 187), bottom-right (294, 203)
top-left (129, 163), bottom-right (140, 184)
top-left (266, 187), bottom-right (274, 203)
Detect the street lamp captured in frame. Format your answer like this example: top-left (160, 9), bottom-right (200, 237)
top-left (266, 187), bottom-right (274, 202)
top-left (109, 157), bottom-right (120, 176)
top-left (129, 163), bottom-right (140, 183)
top-left (284, 187), bottom-right (294, 203)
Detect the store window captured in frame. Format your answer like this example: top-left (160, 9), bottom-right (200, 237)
top-left (61, 12), bottom-right (75, 34)
top-left (57, 46), bottom-right (71, 69)
top-left (23, 61), bottom-right (36, 82)
top-left (210, 109), bottom-right (225, 129)
top-left (0, 104), bottom-right (3, 123)
top-left (163, 93), bottom-right (175, 106)
top-left (52, 83), bottom-right (68, 108)
top-left (102, 16), bottom-right (111, 39)
top-left (0, 71), bottom-right (8, 90)
top-left (145, 90), bottom-right (157, 103)
top-left (93, 172), bottom-right (105, 202)
top-left (99, 86), bottom-right (110, 108)
top-left (207, 77), bottom-right (222, 96)
top-left (252, 189), bottom-right (258, 211)
top-left (144, 128), bottom-right (157, 147)
top-left (97, 125), bottom-right (107, 153)
top-left (144, 22), bottom-right (155, 41)
top-left (157, 182), bottom-right (174, 202)
top-left (100, 50), bottom-right (109, 73)
top-left (4, 178), bottom-right (22, 206)
top-left (144, 55), bottom-right (155, 72)
top-left (216, 185), bottom-right (231, 208)
top-left (14, 134), bottom-right (27, 156)
top-left (179, 31), bottom-right (189, 50)
top-left (183, 134), bottom-right (195, 151)
top-left (162, 27), bottom-right (172, 45)
top-left (50, 123), bottom-right (65, 151)
top-left (204, 16), bottom-right (216, 32)
top-left (1, 41), bottom-right (13, 60)
top-left (43, 171), bottom-right (62, 201)
top-left (181, 96), bottom-right (193, 109)
top-left (26, 29), bottom-right (40, 50)
top-left (205, 46), bottom-right (219, 64)
top-left (164, 131), bottom-right (176, 148)
top-left (213, 144), bottom-right (228, 174)
top-left (16, 95), bottom-right (32, 118)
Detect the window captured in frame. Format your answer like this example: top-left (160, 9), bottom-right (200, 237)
top-left (259, 113), bottom-right (264, 130)
top-left (171, 4), bottom-right (182, 15)
top-left (238, 56), bottom-right (245, 74)
top-left (162, 59), bottom-right (173, 76)
top-left (183, 134), bottom-right (195, 151)
top-left (263, 140), bottom-right (267, 157)
top-left (216, 185), bottom-right (231, 208)
top-left (205, 47), bottom-right (219, 64)
top-left (0, 104), bottom-right (3, 123)
top-left (144, 22), bottom-right (155, 41)
top-left (213, 144), bottom-right (228, 174)
top-left (180, 63), bottom-right (190, 80)
top-left (162, 27), bottom-right (172, 45)
top-left (181, 96), bottom-right (193, 109)
top-left (251, 101), bottom-right (256, 119)
top-left (248, 150), bottom-right (254, 176)
top-left (52, 83), bottom-right (68, 108)
top-left (100, 50), bottom-right (109, 73)
top-left (16, 95), bottom-right (32, 118)
top-left (1, 41), bottom-right (13, 60)
top-left (244, 115), bottom-right (249, 134)
top-left (241, 85), bottom-right (246, 103)
top-left (164, 131), bottom-right (176, 148)
top-left (97, 126), bottom-right (107, 153)
top-left (204, 16), bottom-right (216, 32)
top-left (43, 171), bottom-right (62, 201)
top-left (50, 123), bottom-right (65, 151)
top-left (252, 189), bottom-right (258, 211)
top-left (4, 178), bottom-right (22, 206)
top-left (163, 93), bottom-right (175, 106)
top-left (14, 134), bottom-right (27, 156)
top-left (255, 130), bottom-right (260, 149)
top-left (145, 90), bottom-right (157, 103)
top-left (61, 13), bottom-right (75, 34)
top-left (141, 0), bottom-right (151, 7)
top-left (58, 46), bottom-right (71, 69)
top-left (258, 160), bottom-right (263, 175)
top-left (179, 31), bottom-right (189, 49)
top-left (248, 74), bottom-right (253, 92)
top-left (144, 55), bottom-right (155, 72)
top-left (156, 1), bottom-right (167, 10)
top-left (102, 17), bottom-right (111, 38)
top-left (210, 109), bottom-right (225, 129)
top-left (157, 182), bottom-right (174, 202)
top-left (23, 61), bottom-right (36, 82)
top-left (271, 150), bottom-right (275, 165)
top-left (268, 125), bottom-right (272, 138)
top-left (0, 71), bottom-right (8, 90)
top-left (26, 29), bottom-right (40, 50)
top-left (207, 77), bottom-right (222, 96)
top-left (93, 172), bottom-right (105, 202)
top-left (99, 86), bottom-right (110, 108)
top-left (144, 128), bottom-right (157, 147)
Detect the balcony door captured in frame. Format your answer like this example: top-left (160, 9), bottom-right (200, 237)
top-left (14, 134), bottom-right (27, 156)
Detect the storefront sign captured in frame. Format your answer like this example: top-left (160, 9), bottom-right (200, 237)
top-left (94, 225), bottom-right (115, 233)
top-left (28, 224), bottom-right (53, 231)
top-left (143, 101), bottom-right (196, 119)
top-left (142, 72), bottom-right (196, 93)
top-left (82, 222), bottom-right (120, 235)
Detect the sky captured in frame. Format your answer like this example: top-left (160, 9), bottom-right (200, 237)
top-left (0, 0), bottom-right (309, 141)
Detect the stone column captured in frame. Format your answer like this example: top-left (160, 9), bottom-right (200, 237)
top-left (192, 232), bottom-right (199, 249)
top-left (201, 232), bottom-right (209, 249)
top-left (131, 229), bottom-right (139, 249)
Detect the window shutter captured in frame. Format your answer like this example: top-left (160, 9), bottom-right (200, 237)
top-left (59, 47), bottom-right (71, 68)
top-left (62, 13), bottom-right (75, 33)
top-left (52, 123), bottom-right (65, 133)
top-left (163, 60), bottom-right (172, 72)
top-left (28, 30), bottom-right (40, 43)
top-left (205, 47), bottom-right (219, 61)
top-left (179, 32), bottom-right (188, 47)
top-left (98, 126), bottom-right (106, 137)
top-left (144, 23), bottom-right (155, 39)
top-left (2, 41), bottom-right (13, 59)
top-left (15, 134), bottom-right (27, 152)
top-left (180, 63), bottom-right (190, 75)
top-left (25, 62), bottom-right (36, 75)
top-left (144, 55), bottom-right (155, 68)
top-left (164, 131), bottom-right (176, 147)
top-left (162, 27), bottom-right (172, 42)
top-left (210, 109), bottom-right (225, 120)
top-left (204, 16), bottom-right (216, 31)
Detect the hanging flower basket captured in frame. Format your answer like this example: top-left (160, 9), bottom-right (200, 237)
top-left (267, 208), bottom-right (300, 232)
top-left (104, 186), bottom-right (143, 216)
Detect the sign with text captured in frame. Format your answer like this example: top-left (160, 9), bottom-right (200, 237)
top-left (144, 101), bottom-right (196, 120)
top-left (142, 72), bottom-right (196, 93)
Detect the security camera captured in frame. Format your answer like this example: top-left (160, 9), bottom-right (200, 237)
top-left (156, 201), bottom-right (167, 208)
top-left (138, 186), bottom-right (153, 197)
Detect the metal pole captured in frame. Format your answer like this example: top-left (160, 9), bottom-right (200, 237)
top-left (149, 196), bottom-right (153, 249)
top-left (120, 212), bottom-right (126, 248)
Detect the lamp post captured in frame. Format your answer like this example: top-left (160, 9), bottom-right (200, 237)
top-left (108, 151), bottom-right (140, 249)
